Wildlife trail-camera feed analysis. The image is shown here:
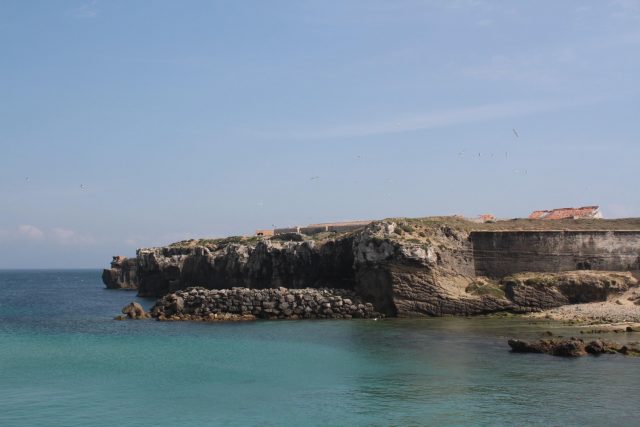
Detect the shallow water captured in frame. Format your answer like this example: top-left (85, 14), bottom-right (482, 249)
top-left (1, 270), bottom-right (638, 426)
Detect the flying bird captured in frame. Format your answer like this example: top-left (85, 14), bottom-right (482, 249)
top-left (512, 128), bottom-right (519, 138)
top-left (310, 176), bottom-right (320, 181)
top-left (80, 184), bottom-right (85, 190)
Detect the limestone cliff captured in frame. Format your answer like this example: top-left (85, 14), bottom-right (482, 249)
top-left (103, 217), bottom-right (640, 316)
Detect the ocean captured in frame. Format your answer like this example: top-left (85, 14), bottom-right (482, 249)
top-left (1, 270), bottom-right (638, 426)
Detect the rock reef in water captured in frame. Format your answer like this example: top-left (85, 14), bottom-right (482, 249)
top-left (508, 338), bottom-right (640, 357)
top-left (103, 217), bottom-right (640, 317)
top-left (150, 287), bottom-right (382, 321)
top-left (116, 302), bottom-right (150, 320)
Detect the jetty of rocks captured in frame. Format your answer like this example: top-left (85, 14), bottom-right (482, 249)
top-left (150, 287), bottom-right (383, 321)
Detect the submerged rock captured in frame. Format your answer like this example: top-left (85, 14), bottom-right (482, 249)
top-left (508, 338), bottom-right (640, 357)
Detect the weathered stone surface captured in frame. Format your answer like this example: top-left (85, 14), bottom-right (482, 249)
top-left (508, 337), bottom-right (640, 357)
top-left (150, 287), bottom-right (382, 321)
top-left (103, 256), bottom-right (139, 290)
top-left (503, 271), bottom-right (635, 312)
top-left (120, 301), bottom-right (149, 319)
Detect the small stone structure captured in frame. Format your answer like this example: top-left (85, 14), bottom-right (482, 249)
top-left (272, 220), bottom-right (372, 236)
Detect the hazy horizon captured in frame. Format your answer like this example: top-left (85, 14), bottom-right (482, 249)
top-left (2, 0), bottom-right (639, 268)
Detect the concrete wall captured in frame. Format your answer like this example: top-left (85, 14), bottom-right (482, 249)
top-left (327, 223), bottom-right (370, 233)
top-left (274, 227), bottom-right (300, 235)
top-left (299, 225), bottom-right (328, 234)
top-left (471, 231), bottom-right (640, 278)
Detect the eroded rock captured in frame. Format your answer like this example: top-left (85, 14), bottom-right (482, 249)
top-left (508, 338), bottom-right (640, 357)
top-left (120, 302), bottom-right (150, 319)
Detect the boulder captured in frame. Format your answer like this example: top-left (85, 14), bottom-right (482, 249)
top-left (121, 302), bottom-right (149, 319)
top-left (508, 338), bottom-right (639, 357)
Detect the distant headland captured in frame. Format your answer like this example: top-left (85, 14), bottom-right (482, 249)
top-left (103, 208), bottom-right (640, 325)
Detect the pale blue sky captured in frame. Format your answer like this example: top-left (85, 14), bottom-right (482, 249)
top-left (1, 0), bottom-right (639, 267)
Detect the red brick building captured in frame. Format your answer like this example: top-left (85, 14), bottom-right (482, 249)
top-left (528, 206), bottom-right (603, 220)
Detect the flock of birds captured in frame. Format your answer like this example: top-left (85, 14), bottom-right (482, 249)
top-left (307, 127), bottom-right (525, 182)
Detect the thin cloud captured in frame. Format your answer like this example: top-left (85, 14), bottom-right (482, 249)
top-left (253, 97), bottom-right (599, 140)
top-left (50, 228), bottom-right (95, 246)
top-left (18, 225), bottom-right (44, 240)
top-left (70, 1), bottom-right (99, 18)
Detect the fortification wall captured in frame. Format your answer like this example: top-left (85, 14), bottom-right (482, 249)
top-left (471, 231), bottom-right (640, 278)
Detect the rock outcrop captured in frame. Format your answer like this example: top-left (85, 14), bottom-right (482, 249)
top-left (103, 256), bottom-right (139, 290)
top-left (116, 302), bottom-right (150, 320)
top-left (150, 287), bottom-right (382, 321)
top-left (103, 218), bottom-right (640, 317)
top-left (508, 338), bottom-right (640, 357)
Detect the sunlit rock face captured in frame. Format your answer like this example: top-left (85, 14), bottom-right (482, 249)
top-left (103, 220), bottom-right (640, 317)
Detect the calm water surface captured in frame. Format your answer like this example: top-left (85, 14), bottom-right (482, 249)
top-left (1, 270), bottom-right (638, 426)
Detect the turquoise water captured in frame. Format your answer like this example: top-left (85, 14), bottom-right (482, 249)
top-left (1, 270), bottom-right (639, 426)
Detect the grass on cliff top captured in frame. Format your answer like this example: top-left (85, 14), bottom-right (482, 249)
top-left (168, 231), bottom-right (353, 248)
top-left (169, 235), bottom-right (263, 249)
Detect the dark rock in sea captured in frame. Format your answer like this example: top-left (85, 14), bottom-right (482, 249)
top-left (120, 302), bottom-right (150, 319)
top-left (508, 338), bottom-right (640, 357)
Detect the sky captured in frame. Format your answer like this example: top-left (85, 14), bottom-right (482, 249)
top-left (1, 0), bottom-right (639, 268)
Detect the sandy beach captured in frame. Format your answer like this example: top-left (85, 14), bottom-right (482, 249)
top-left (529, 286), bottom-right (640, 328)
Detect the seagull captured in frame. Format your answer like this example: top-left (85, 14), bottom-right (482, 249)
top-left (512, 128), bottom-right (519, 138)
top-left (25, 177), bottom-right (29, 183)
top-left (458, 150), bottom-right (465, 157)
top-left (80, 184), bottom-right (85, 190)
top-left (310, 176), bottom-right (320, 181)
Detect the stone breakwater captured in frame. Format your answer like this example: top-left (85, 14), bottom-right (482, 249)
top-left (150, 287), bottom-right (383, 321)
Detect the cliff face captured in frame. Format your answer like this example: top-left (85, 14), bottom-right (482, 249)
top-left (102, 256), bottom-right (138, 290)
top-left (129, 236), bottom-right (355, 297)
top-left (103, 219), bottom-right (640, 316)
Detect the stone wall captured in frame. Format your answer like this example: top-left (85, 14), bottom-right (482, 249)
top-left (471, 231), bottom-right (640, 278)
top-left (150, 287), bottom-right (382, 321)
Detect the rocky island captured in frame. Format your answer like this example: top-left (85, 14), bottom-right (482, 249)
top-left (103, 216), bottom-right (640, 322)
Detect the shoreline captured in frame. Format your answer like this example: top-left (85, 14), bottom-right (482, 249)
top-left (527, 286), bottom-right (640, 328)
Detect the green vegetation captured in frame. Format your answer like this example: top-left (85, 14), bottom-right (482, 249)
top-left (466, 279), bottom-right (506, 299)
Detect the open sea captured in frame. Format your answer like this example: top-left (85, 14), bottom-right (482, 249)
top-left (1, 269), bottom-right (639, 426)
